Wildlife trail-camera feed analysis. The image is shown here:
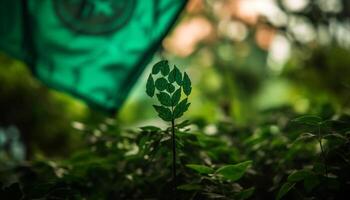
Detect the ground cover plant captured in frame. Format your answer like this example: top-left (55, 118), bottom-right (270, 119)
top-left (0, 60), bottom-right (349, 200)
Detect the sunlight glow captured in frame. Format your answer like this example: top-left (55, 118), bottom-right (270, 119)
top-left (317, 0), bottom-right (342, 13)
top-left (219, 20), bottom-right (248, 42)
top-left (238, 0), bottom-right (287, 26)
top-left (289, 16), bottom-right (316, 43)
top-left (268, 34), bottom-right (291, 71)
top-left (282, 0), bottom-right (309, 12)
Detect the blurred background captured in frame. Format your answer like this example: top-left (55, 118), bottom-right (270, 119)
top-left (1, 0), bottom-right (350, 161)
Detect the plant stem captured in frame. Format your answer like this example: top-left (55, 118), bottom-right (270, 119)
top-left (318, 125), bottom-right (328, 177)
top-left (171, 109), bottom-right (176, 199)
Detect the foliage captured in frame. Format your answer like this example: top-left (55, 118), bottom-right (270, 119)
top-left (275, 114), bottom-right (350, 200)
top-left (146, 60), bottom-right (191, 122)
top-left (1, 1), bottom-right (350, 200)
top-left (0, 106), bottom-right (349, 199)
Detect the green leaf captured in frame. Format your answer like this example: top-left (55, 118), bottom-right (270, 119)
top-left (177, 183), bottom-right (201, 191)
top-left (161, 61), bottom-right (170, 76)
top-left (175, 120), bottom-right (191, 129)
top-left (173, 98), bottom-right (190, 119)
top-left (303, 174), bottom-right (320, 192)
top-left (323, 133), bottom-right (348, 141)
top-left (295, 132), bottom-right (317, 142)
top-left (155, 77), bottom-right (168, 91)
top-left (287, 169), bottom-right (313, 182)
top-left (168, 66), bottom-right (182, 85)
top-left (153, 105), bottom-right (172, 121)
top-left (139, 126), bottom-right (161, 132)
top-left (166, 83), bottom-right (175, 93)
top-left (183, 72), bottom-right (192, 96)
top-left (292, 115), bottom-right (322, 126)
top-left (156, 92), bottom-right (172, 106)
top-left (205, 193), bottom-right (226, 199)
top-left (146, 74), bottom-right (155, 97)
top-left (215, 160), bottom-right (252, 181)
top-left (235, 187), bottom-right (255, 200)
top-left (186, 164), bottom-right (214, 174)
top-left (168, 68), bottom-right (175, 83)
top-left (276, 182), bottom-right (295, 200)
top-left (175, 68), bottom-right (182, 85)
top-left (152, 60), bottom-right (168, 74)
top-left (171, 88), bottom-right (181, 106)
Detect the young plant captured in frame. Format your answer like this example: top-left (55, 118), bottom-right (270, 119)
top-left (276, 115), bottom-right (350, 200)
top-left (146, 60), bottom-right (191, 196)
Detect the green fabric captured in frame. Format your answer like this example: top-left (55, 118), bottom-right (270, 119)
top-left (0, 1), bottom-right (27, 61)
top-left (0, 0), bottom-right (186, 112)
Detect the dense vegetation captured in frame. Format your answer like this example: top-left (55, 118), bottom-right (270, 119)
top-left (1, 60), bottom-right (349, 199)
top-left (1, 106), bottom-right (349, 199)
top-left (1, 0), bottom-right (350, 199)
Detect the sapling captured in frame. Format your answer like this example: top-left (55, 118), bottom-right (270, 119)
top-left (146, 60), bottom-right (191, 198)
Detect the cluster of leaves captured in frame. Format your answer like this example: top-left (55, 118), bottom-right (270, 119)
top-left (276, 115), bottom-right (350, 200)
top-left (146, 60), bottom-right (191, 122)
top-left (184, 161), bottom-right (254, 199)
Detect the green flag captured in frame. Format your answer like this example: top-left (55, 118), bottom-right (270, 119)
top-left (0, 0), bottom-right (186, 112)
